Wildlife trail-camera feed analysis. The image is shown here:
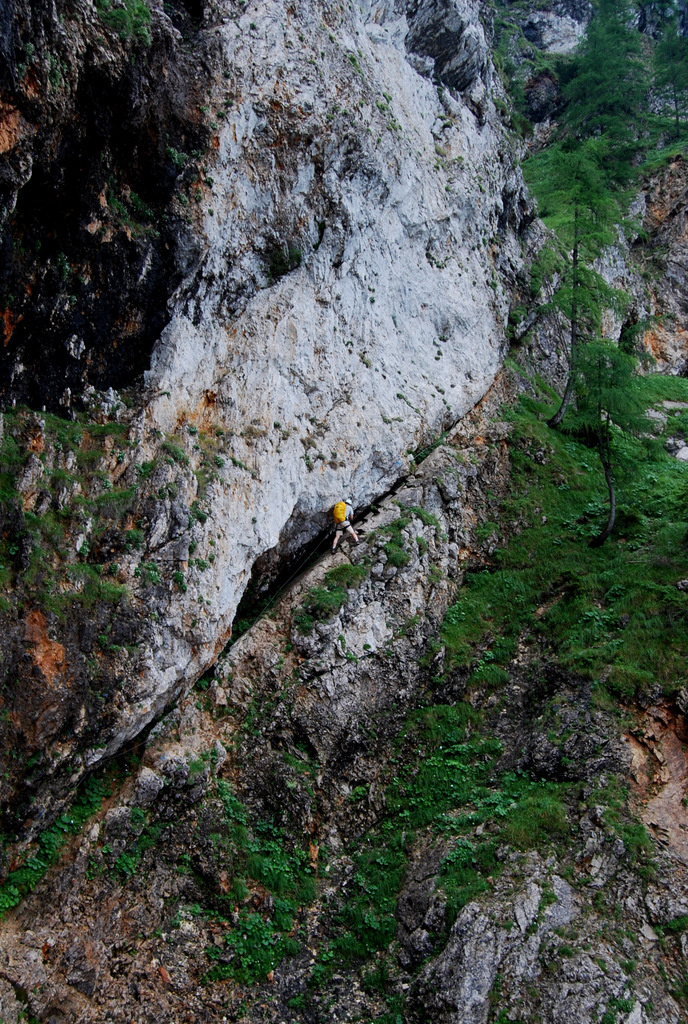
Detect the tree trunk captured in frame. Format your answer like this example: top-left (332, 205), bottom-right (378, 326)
top-left (547, 373), bottom-right (574, 428)
top-left (589, 459), bottom-right (616, 547)
top-left (548, 234), bottom-right (579, 429)
top-left (590, 413), bottom-right (615, 547)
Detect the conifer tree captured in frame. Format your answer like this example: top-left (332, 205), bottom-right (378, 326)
top-left (654, 8), bottom-right (688, 136)
top-left (524, 137), bottom-right (627, 427)
top-left (564, 0), bottom-right (648, 178)
top-left (521, 1), bottom-right (664, 546)
top-left (568, 340), bottom-right (652, 546)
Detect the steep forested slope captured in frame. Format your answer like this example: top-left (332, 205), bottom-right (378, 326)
top-left (0, 0), bottom-right (688, 1022)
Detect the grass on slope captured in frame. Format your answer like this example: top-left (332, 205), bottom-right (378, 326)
top-left (309, 372), bottom-right (684, 994)
top-left (0, 771), bottom-right (112, 916)
top-left (322, 703), bottom-right (571, 986)
top-left (441, 376), bottom-right (688, 701)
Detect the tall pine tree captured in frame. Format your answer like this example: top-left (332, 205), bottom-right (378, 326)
top-left (524, 137), bottom-right (628, 427)
top-left (568, 340), bottom-right (652, 546)
top-left (522, 1), bottom-right (664, 545)
top-left (564, 0), bottom-right (648, 179)
top-left (654, 6), bottom-right (688, 136)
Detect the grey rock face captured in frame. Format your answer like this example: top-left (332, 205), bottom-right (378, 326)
top-left (639, 158), bottom-right (688, 373)
top-left (0, 978), bottom-right (22, 1024)
top-left (407, 855), bottom-right (667, 1024)
top-left (0, 0), bottom-right (536, 835)
top-left (397, 840), bottom-right (449, 967)
top-left (223, 382), bottom-right (513, 799)
top-left (521, 4), bottom-right (590, 54)
top-left (524, 70), bottom-right (563, 122)
top-left (0, 374), bottom-right (686, 1024)
top-left (64, 0), bottom-right (535, 797)
top-left (406, 0), bottom-right (490, 95)
top-left (133, 766), bottom-right (165, 808)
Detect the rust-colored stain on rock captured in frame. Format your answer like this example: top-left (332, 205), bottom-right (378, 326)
top-left (643, 327), bottom-right (662, 358)
top-left (628, 705), bottom-right (688, 864)
top-left (0, 102), bottom-right (21, 154)
top-left (1, 308), bottom-right (23, 346)
top-left (24, 608), bottom-right (67, 685)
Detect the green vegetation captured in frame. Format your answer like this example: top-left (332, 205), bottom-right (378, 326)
top-left (568, 340), bottom-right (653, 545)
top-left (263, 242), bottom-right (302, 284)
top-left (368, 506), bottom-right (437, 567)
top-left (405, 504), bottom-right (440, 527)
top-left (163, 439), bottom-right (189, 465)
top-left (166, 146), bottom-right (189, 169)
top-left (524, 136), bottom-right (628, 431)
top-left (658, 915), bottom-right (688, 936)
top-left (496, 0), bottom-right (687, 158)
top-left (0, 773), bottom-right (110, 916)
top-left (4, 7), bottom-right (688, 1015)
top-left (106, 178), bottom-right (157, 235)
top-left (440, 377), bottom-right (688, 700)
top-left (562, 0), bottom-right (647, 179)
top-left (518, 0), bottom-right (670, 548)
top-left (653, 10), bottom-right (688, 137)
top-left (208, 909), bottom-right (300, 984)
top-left (202, 781), bottom-right (311, 983)
top-left (370, 514), bottom-right (412, 568)
top-left (294, 563), bottom-right (368, 632)
top-left (587, 776), bottom-right (655, 879)
top-left (327, 701), bottom-right (571, 967)
top-left (95, 0), bottom-right (152, 45)
top-left (0, 411), bottom-right (140, 615)
top-left (0, 407), bottom-right (223, 620)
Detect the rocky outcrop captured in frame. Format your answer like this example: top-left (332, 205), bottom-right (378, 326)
top-left (0, 372), bottom-right (516, 1023)
top-left (1, 373), bottom-right (686, 1024)
top-left (494, 0), bottom-right (592, 129)
top-left (136, 0), bottom-right (531, 786)
top-left (0, 0), bottom-right (210, 407)
top-left (406, 0), bottom-right (492, 116)
top-left (0, 0), bottom-right (534, 834)
top-left (635, 156), bottom-right (688, 374)
top-left (3, 1), bottom-right (688, 1022)
top-left (519, 0), bottom-right (591, 55)
top-left (408, 853), bottom-right (682, 1024)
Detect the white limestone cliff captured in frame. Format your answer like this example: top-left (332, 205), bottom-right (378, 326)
top-left (131, 0), bottom-right (529, 715)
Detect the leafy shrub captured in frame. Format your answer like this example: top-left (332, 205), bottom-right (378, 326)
top-left (0, 774), bottom-right (108, 917)
top-left (203, 783), bottom-right (312, 982)
top-left (114, 850), bottom-right (139, 879)
top-left (406, 505), bottom-right (440, 527)
top-left (371, 515), bottom-right (412, 568)
top-left (439, 381), bottom-right (688, 699)
top-left (384, 541), bottom-right (409, 567)
top-left (124, 528), bottom-right (144, 550)
top-left (163, 440), bottom-right (189, 465)
top-left (134, 561), bottom-right (161, 584)
top-left (96, 0), bottom-right (152, 45)
top-left (206, 911), bottom-right (300, 984)
top-left (503, 791), bottom-right (569, 849)
top-left (89, 486), bottom-right (136, 520)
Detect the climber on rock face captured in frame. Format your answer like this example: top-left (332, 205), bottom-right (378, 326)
top-left (332, 496), bottom-right (359, 554)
